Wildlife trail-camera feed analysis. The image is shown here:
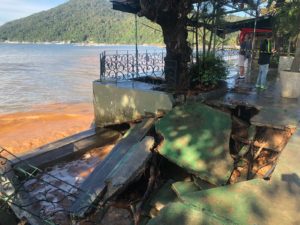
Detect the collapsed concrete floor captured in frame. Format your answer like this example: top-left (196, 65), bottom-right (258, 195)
top-left (1, 99), bottom-right (299, 225)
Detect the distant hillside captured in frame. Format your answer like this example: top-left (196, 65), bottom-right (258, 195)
top-left (0, 0), bottom-right (163, 44)
top-left (0, 0), bottom-right (248, 45)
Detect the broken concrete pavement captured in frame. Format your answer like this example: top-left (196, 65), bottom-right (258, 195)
top-left (2, 78), bottom-right (300, 224)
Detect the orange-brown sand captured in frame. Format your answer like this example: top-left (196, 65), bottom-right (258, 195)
top-left (0, 103), bottom-right (94, 155)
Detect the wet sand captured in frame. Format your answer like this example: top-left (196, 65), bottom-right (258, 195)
top-left (0, 103), bottom-right (94, 155)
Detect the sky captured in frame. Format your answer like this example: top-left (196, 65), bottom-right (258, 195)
top-left (0, 0), bottom-right (68, 25)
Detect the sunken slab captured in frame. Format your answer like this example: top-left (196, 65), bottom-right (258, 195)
top-left (104, 136), bottom-right (154, 201)
top-left (12, 128), bottom-right (121, 171)
top-left (70, 118), bottom-right (156, 218)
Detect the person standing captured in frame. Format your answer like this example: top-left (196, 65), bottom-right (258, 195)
top-left (256, 35), bottom-right (273, 89)
top-left (237, 33), bottom-right (246, 79)
top-left (237, 33), bottom-right (252, 79)
top-left (244, 34), bottom-right (253, 76)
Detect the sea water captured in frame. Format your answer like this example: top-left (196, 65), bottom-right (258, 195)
top-left (0, 43), bottom-right (161, 113)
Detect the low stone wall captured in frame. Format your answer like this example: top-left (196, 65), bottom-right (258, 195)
top-left (93, 79), bottom-right (229, 127)
top-left (93, 81), bottom-right (174, 127)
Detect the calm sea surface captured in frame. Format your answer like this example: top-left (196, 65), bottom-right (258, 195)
top-left (0, 43), bottom-right (162, 114)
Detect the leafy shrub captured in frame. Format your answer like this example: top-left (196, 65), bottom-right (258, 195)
top-left (189, 54), bottom-right (228, 88)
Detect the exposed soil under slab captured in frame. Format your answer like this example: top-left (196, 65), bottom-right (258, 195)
top-left (228, 105), bottom-right (296, 183)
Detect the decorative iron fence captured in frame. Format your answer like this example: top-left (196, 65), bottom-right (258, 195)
top-left (0, 146), bottom-right (105, 225)
top-left (99, 49), bottom-right (240, 84)
top-left (100, 50), bottom-right (168, 82)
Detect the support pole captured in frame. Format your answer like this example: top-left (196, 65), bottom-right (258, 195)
top-left (212, 1), bottom-right (217, 55)
top-left (196, 3), bottom-right (200, 66)
top-left (135, 14), bottom-right (139, 81)
top-left (250, 0), bottom-right (260, 77)
top-left (288, 38), bottom-right (291, 57)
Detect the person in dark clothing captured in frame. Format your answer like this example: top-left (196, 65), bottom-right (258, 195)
top-left (256, 36), bottom-right (273, 89)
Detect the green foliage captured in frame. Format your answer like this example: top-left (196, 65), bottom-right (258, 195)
top-left (189, 54), bottom-right (228, 87)
top-left (0, 0), bottom-right (163, 44)
top-left (273, 1), bottom-right (300, 40)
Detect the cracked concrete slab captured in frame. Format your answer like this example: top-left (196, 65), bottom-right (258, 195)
top-left (156, 103), bottom-right (233, 186)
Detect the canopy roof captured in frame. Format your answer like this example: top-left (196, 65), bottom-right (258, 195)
top-left (223, 16), bottom-right (273, 34)
top-left (110, 0), bottom-right (257, 14)
top-left (110, 0), bottom-right (273, 38)
top-left (111, 0), bottom-right (140, 14)
top-left (189, 16), bottom-right (273, 38)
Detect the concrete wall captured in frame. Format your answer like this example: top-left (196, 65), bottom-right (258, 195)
top-left (280, 70), bottom-right (300, 98)
top-left (93, 81), bottom-right (174, 127)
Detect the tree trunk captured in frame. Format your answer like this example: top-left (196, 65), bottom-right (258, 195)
top-left (290, 33), bottom-right (300, 72)
top-left (138, 0), bottom-right (193, 90)
top-left (160, 18), bottom-right (192, 89)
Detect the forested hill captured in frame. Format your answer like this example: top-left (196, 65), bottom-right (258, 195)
top-left (0, 0), bottom-right (163, 44)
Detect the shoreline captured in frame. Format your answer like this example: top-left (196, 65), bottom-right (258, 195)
top-left (0, 41), bottom-right (237, 50)
top-left (0, 102), bottom-right (94, 156)
top-left (0, 41), bottom-right (166, 48)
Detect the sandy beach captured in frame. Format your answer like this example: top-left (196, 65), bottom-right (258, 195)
top-left (0, 103), bottom-right (94, 155)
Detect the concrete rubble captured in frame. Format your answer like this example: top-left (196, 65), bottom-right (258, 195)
top-left (1, 75), bottom-right (300, 225)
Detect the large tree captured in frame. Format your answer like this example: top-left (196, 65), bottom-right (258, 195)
top-left (138, 0), bottom-right (193, 89)
top-left (271, 0), bottom-right (300, 71)
top-left (136, 0), bottom-right (256, 89)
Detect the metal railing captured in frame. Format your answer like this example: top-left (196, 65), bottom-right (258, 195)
top-left (99, 48), bottom-right (242, 85)
top-left (0, 146), bottom-right (104, 225)
top-left (100, 50), bottom-right (168, 82)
